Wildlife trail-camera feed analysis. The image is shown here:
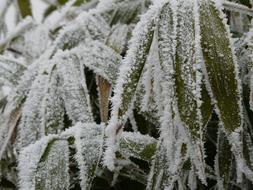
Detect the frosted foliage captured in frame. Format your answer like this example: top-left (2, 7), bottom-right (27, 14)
top-left (104, 2), bottom-right (161, 170)
top-left (0, 55), bottom-right (26, 86)
top-left (119, 132), bottom-right (156, 162)
top-left (1, 0), bottom-right (253, 189)
top-left (18, 73), bottom-right (49, 148)
top-left (74, 123), bottom-right (104, 190)
top-left (135, 38), bottom-right (160, 123)
top-left (0, 16), bottom-right (33, 51)
top-left (246, 28), bottom-right (253, 111)
top-left (10, 46), bottom-right (56, 109)
top-left (54, 13), bottom-right (109, 51)
top-left (23, 25), bottom-right (49, 61)
top-left (107, 24), bottom-right (129, 54)
top-left (18, 64), bottom-right (64, 148)
top-left (35, 140), bottom-right (70, 190)
top-left (147, 0), bottom-right (208, 187)
top-left (18, 135), bottom-right (57, 190)
top-left (175, 0), bottom-right (203, 138)
top-left (43, 68), bottom-right (65, 134)
top-left (57, 54), bottom-right (93, 123)
top-left (147, 142), bottom-right (170, 190)
top-left (71, 41), bottom-right (121, 84)
top-left (199, 0), bottom-right (243, 133)
top-left (157, 0), bottom-right (179, 179)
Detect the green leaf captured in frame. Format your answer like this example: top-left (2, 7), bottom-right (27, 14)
top-left (72, 41), bottom-right (121, 85)
top-left (119, 132), bottom-right (156, 162)
top-left (57, 54), bottom-right (93, 123)
top-left (215, 129), bottom-right (232, 189)
top-left (201, 84), bottom-right (213, 127)
top-left (17, 0), bottom-right (32, 18)
top-left (53, 13), bottom-right (109, 53)
top-left (117, 8), bottom-right (156, 117)
top-left (73, 123), bottom-right (104, 190)
top-left (199, 0), bottom-right (242, 133)
top-left (174, 0), bottom-right (201, 139)
top-left (35, 140), bottom-right (70, 190)
top-left (18, 64), bottom-right (64, 147)
top-left (18, 135), bottom-right (58, 190)
top-left (134, 31), bottom-right (161, 125)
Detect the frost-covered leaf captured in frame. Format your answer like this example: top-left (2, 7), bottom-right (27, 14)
top-left (70, 41), bottom-right (121, 85)
top-left (57, 53), bottom-right (93, 123)
top-left (199, 0), bottom-right (242, 133)
top-left (53, 13), bottom-right (109, 52)
top-left (0, 105), bottom-right (22, 160)
top-left (73, 122), bottom-right (104, 190)
top-left (215, 129), bottom-right (232, 189)
top-left (106, 24), bottom-right (130, 54)
top-left (109, 0), bottom-right (143, 25)
top-left (22, 25), bottom-right (50, 62)
top-left (147, 142), bottom-right (170, 190)
top-left (134, 32), bottom-right (160, 125)
top-left (174, 0), bottom-right (202, 139)
top-left (18, 64), bottom-right (64, 148)
top-left (17, 72), bottom-right (47, 148)
top-left (18, 135), bottom-right (58, 190)
top-left (119, 131), bottom-right (156, 162)
top-left (35, 140), bottom-right (70, 190)
top-left (113, 4), bottom-right (157, 119)
top-left (199, 0), bottom-right (253, 183)
top-left (243, 130), bottom-right (253, 170)
top-left (104, 2), bottom-right (159, 170)
top-left (0, 56), bottom-right (26, 86)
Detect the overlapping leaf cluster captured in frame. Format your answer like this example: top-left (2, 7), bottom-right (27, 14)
top-left (0, 0), bottom-right (253, 189)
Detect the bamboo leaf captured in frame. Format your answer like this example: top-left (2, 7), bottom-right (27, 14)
top-left (175, 0), bottom-right (202, 139)
top-left (215, 129), bottom-right (232, 189)
top-left (35, 140), bottom-right (70, 190)
top-left (18, 63), bottom-right (64, 148)
top-left (134, 30), bottom-right (161, 125)
top-left (116, 7), bottom-right (156, 118)
top-left (0, 56), bottom-right (26, 86)
top-left (104, 3), bottom-right (159, 170)
top-left (53, 13), bottom-right (109, 52)
top-left (57, 53), bottom-right (93, 123)
top-left (199, 0), bottom-right (253, 183)
top-left (71, 41), bottom-right (121, 85)
top-left (109, 1), bottom-right (143, 26)
top-left (119, 131), bottom-right (156, 162)
top-left (73, 123), bottom-right (104, 190)
top-left (0, 105), bottom-right (22, 160)
top-left (18, 135), bottom-right (58, 190)
top-left (17, 0), bottom-right (32, 18)
top-left (146, 142), bottom-right (170, 190)
top-left (106, 24), bottom-right (130, 54)
top-left (199, 0), bottom-right (242, 133)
